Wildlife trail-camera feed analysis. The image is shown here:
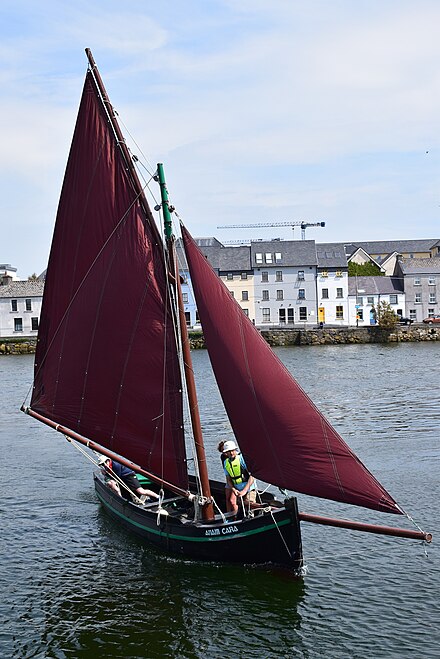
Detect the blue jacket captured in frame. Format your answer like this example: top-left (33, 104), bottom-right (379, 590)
top-left (111, 461), bottom-right (134, 479)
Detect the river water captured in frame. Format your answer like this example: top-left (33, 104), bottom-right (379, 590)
top-left (1, 344), bottom-right (439, 658)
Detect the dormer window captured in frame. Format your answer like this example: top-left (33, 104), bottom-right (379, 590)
top-left (275, 253), bottom-right (282, 263)
top-left (265, 253), bottom-right (273, 264)
top-left (255, 253), bottom-right (263, 264)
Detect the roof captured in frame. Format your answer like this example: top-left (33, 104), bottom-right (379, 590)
top-left (348, 276), bottom-right (404, 296)
top-left (175, 236), bottom-right (251, 272)
top-left (250, 239), bottom-right (317, 266)
top-left (398, 257), bottom-right (440, 275)
top-left (0, 263), bottom-right (17, 272)
top-left (0, 280), bottom-right (45, 298)
top-left (218, 246), bottom-right (251, 271)
top-left (316, 243), bottom-right (348, 268)
top-left (344, 239), bottom-right (438, 258)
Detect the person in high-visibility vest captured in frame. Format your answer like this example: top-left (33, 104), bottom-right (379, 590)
top-left (220, 440), bottom-right (256, 516)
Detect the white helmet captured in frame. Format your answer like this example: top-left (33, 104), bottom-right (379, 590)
top-left (97, 454), bottom-right (109, 466)
top-left (222, 440), bottom-right (238, 452)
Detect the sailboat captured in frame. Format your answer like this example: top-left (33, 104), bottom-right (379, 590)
top-left (22, 50), bottom-right (431, 571)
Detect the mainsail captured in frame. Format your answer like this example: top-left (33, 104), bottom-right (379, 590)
top-left (31, 71), bottom-right (187, 489)
top-left (182, 225), bottom-right (401, 514)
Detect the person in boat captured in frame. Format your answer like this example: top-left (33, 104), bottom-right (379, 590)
top-left (220, 440), bottom-right (256, 516)
top-left (97, 456), bottom-right (159, 502)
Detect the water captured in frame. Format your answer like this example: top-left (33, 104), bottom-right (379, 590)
top-left (1, 344), bottom-right (439, 658)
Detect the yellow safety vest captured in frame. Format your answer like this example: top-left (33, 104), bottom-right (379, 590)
top-left (224, 455), bottom-right (246, 485)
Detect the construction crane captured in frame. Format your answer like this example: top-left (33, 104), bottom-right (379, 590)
top-left (217, 221), bottom-right (325, 240)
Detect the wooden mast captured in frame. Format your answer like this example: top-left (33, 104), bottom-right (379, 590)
top-left (157, 163), bottom-right (214, 520)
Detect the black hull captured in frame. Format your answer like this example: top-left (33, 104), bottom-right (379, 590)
top-left (94, 475), bottom-right (303, 570)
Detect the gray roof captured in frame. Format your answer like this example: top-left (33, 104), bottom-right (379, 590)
top-left (316, 243), bottom-right (347, 268)
top-left (250, 239), bottom-right (317, 266)
top-left (348, 276), bottom-right (404, 295)
top-left (398, 257), bottom-right (440, 275)
top-left (175, 236), bottom-right (251, 272)
top-left (0, 264), bottom-right (17, 272)
top-left (218, 246), bottom-right (251, 272)
top-left (0, 280), bottom-right (45, 298)
top-left (344, 239), bottom-right (438, 257)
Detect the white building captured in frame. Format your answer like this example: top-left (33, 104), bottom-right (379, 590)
top-left (316, 243), bottom-right (349, 325)
top-left (0, 277), bottom-right (44, 338)
top-left (347, 276), bottom-right (405, 326)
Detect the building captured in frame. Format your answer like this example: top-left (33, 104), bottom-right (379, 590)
top-left (394, 258), bottom-right (440, 322)
top-left (347, 276), bottom-right (405, 326)
top-left (0, 277), bottom-right (44, 338)
top-left (250, 240), bottom-right (318, 326)
top-left (316, 243), bottom-right (348, 325)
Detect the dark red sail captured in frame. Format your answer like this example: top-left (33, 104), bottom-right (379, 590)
top-left (31, 71), bottom-right (187, 489)
top-left (182, 225), bottom-right (401, 514)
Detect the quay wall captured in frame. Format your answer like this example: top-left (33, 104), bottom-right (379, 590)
top-left (188, 325), bottom-right (440, 349)
top-left (1, 326), bottom-right (439, 355)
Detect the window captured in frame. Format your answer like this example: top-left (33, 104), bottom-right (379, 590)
top-left (367, 296), bottom-right (374, 304)
top-left (255, 253), bottom-right (263, 264)
top-left (242, 308), bottom-right (249, 317)
top-left (242, 291), bottom-right (249, 301)
top-left (335, 270), bottom-right (342, 278)
top-left (262, 308), bottom-right (270, 323)
top-left (261, 271), bottom-right (268, 282)
top-left (298, 270), bottom-right (305, 281)
top-left (287, 309), bottom-right (294, 323)
top-left (356, 296), bottom-right (363, 305)
top-left (185, 312), bottom-right (191, 326)
top-left (415, 292), bottom-right (421, 303)
top-left (389, 294), bottom-right (398, 304)
top-left (409, 309), bottom-right (416, 320)
top-left (428, 277), bottom-right (436, 285)
top-left (428, 308), bottom-right (435, 317)
top-left (241, 272), bottom-right (248, 280)
top-left (429, 293), bottom-right (436, 304)
top-left (322, 288), bottom-right (329, 299)
top-left (276, 290), bottom-right (284, 301)
top-left (414, 277), bottom-right (421, 285)
top-left (321, 270), bottom-right (328, 278)
top-left (31, 317), bottom-right (39, 331)
top-left (336, 305), bottom-right (343, 319)
top-left (229, 290), bottom-right (234, 298)
top-left (182, 292), bottom-right (188, 303)
top-left (299, 307), bottom-right (307, 321)
top-left (298, 289), bottom-right (305, 300)
top-left (227, 273), bottom-right (233, 280)
top-left (276, 271), bottom-right (283, 282)
top-left (14, 318), bottom-right (23, 332)
top-left (25, 299), bottom-right (32, 311)
top-left (195, 311), bottom-right (200, 323)
top-left (336, 288), bottom-right (343, 298)
top-left (265, 253), bottom-right (273, 264)
top-left (262, 290), bottom-right (269, 301)
top-left (357, 309), bottom-right (364, 321)
top-left (275, 253), bottom-right (282, 263)
top-left (279, 309), bottom-right (286, 324)
top-left (11, 299), bottom-right (17, 312)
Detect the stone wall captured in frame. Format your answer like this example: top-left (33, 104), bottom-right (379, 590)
top-left (1, 326), bottom-right (439, 355)
top-left (0, 339), bottom-right (37, 355)
top-left (188, 325), bottom-right (440, 349)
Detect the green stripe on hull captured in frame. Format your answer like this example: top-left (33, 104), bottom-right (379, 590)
top-left (96, 490), bottom-right (291, 542)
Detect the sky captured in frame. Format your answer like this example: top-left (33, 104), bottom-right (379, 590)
top-left (1, 0), bottom-right (440, 277)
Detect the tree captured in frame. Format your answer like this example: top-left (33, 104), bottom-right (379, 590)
top-left (348, 262), bottom-right (383, 277)
top-left (28, 273), bottom-right (38, 281)
top-left (371, 301), bottom-right (398, 330)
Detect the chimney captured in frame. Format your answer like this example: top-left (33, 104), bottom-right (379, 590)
top-left (1, 275), bottom-right (12, 286)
